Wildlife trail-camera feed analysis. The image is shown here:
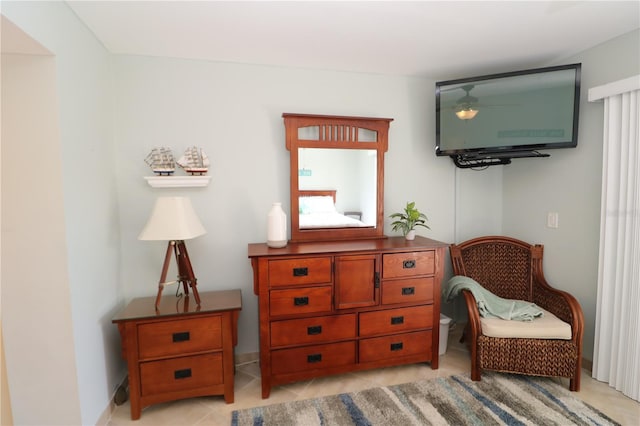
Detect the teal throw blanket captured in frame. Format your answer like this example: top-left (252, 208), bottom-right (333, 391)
top-left (443, 275), bottom-right (543, 321)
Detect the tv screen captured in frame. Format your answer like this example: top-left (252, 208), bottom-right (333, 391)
top-left (436, 63), bottom-right (581, 162)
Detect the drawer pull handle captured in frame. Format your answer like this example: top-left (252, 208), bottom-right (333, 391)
top-left (172, 332), bottom-right (190, 342)
top-left (307, 353), bottom-right (322, 363)
top-left (391, 316), bottom-right (404, 325)
top-left (294, 296), bottom-right (309, 306)
top-left (402, 287), bottom-right (415, 296)
top-left (403, 260), bottom-right (416, 269)
top-left (307, 325), bottom-right (323, 335)
top-left (174, 368), bottom-right (192, 379)
top-left (390, 342), bottom-right (404, 351)
top-left (293, 267), bottom-right (309, 277)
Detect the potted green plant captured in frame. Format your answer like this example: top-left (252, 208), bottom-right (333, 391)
top-left (389, 201), bottom-right (430, 240)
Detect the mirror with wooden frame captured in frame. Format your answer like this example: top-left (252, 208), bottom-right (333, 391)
top-left (284, 113), bottom-right (393, 243)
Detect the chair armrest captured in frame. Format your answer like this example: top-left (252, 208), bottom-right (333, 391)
top-left (530, 245), bottom-right (584, 341)
top-left (532, 275), bottom-right (584, 341)
top-left (461, 289), bottom-right (483, 340)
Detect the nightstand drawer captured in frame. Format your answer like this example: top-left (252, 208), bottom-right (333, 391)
top-left (381, 277), bottom-right (434, 305)
top-left (269, 286), bottom-right (332, 316)
top-left (140, 353), bottom-right (223, 396)
top-left (269, 257), bottom-right (332, 287)
top-left (271, 341), bottom-right (356, 375)
top-left (359, 331), bottom-right (432, 363)
top-left (138, 317), bottom-right (222, 359)
top-left (359, 305), bottom-right (433, 337)
top-left (271, 314), bottom-right (357, 347)
top-left (383, 251), bottom-right (435, 278)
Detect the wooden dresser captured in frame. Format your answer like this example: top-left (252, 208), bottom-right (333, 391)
top-left (248, 236), bottom-right (446, 398)
top-left (112, 289), bottom-right (241, 419)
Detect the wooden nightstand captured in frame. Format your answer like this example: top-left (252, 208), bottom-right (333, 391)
top-left (112, 289), bottom-right (242, 420)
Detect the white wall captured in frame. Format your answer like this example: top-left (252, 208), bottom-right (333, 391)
top-left (502, 29), bottom-right (640, 361)
top-left (112, 55), bottom-right (457, 355)
top-left (1, 51), bottom-right (82, 426)
top-left (454, 166), bottom-right (503, 242)
top-left (1, 2), bottom-right (121, 424)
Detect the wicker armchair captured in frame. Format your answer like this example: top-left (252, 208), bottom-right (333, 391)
top-left (450, 236), bottom-right (584, 391)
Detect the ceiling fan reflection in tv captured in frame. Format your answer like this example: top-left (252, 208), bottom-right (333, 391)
top-left (435, 63), bottom-right (581, 169)
top-left (445, 84), bottom-right (518, 121)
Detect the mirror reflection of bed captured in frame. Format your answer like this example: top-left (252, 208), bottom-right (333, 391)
top-left (299, 190), bottom-right (373, 229)
top-left (297, 147), bottom-right (377, 231)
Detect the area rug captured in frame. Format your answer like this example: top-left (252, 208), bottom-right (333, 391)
top-left (231, 372), bottom-right (619, 426)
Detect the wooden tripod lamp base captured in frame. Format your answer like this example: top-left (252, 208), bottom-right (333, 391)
top-left (155, 240), bottom-right (201, 310)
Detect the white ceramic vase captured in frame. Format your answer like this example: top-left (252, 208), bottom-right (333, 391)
top-left (267, 202), bottom-right (287, 248)
top-left (405, 230), bottom-right (416, 240)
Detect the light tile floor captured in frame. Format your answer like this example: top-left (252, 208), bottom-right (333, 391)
top-left (105, 324), bottom-right (640, 425)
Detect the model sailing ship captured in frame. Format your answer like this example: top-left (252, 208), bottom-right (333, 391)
top-left (177, 146), bottom-right (209, 175)
top-left (144, 148), bottom-right (175, 175)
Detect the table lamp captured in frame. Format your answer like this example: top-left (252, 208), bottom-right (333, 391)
top-left (139, 196), bottom-right (206, 310)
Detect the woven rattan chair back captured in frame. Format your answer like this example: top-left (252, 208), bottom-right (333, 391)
top-left (457, 241), bottom-right (532, 301)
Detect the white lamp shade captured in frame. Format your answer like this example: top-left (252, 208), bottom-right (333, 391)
top-left (138, 196), bottom-right (206, 241)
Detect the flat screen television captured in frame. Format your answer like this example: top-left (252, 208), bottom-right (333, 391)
top-left (436, 63), bottom-right (581, 168)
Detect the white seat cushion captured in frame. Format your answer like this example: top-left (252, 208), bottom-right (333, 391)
top-left (481, 308), bottom-right (572, 339)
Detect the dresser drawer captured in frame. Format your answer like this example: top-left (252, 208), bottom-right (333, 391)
top-left (359, 305), bottom-right (433, 337)
top-left (140, 353), bottom-right (223, 396)
top-left (271, 314), bottom-right (357, 347)
top-left (269, 286), bottom-right (332, 317)
top-left (359, 331), bottom-right (432, 363)
top-left (381, 277), bottom-right (434, 305)
top-left (382, 251), bottom-right (435, 278)
top-left (269, 257), bottom-right (332, 287)
top-left (138, 317), bottom-right (222, 359)
top-left (271, 341), bottom-right (356, 375)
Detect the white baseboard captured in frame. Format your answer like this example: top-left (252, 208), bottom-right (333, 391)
top-left (96, 373), bottom-right (127, 425)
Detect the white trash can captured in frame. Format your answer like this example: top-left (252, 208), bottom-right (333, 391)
top-left (439, 314), bottom-right (452, 355)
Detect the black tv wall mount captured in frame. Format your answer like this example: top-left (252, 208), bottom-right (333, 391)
top-left (451, 151), bottom-right (550, 169)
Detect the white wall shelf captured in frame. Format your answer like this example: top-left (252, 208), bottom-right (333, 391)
top-left (144, 175), bottom-right (211, 188)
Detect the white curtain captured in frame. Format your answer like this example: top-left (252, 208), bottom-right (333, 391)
top-left (591, 77), bottom-right (640, 402)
